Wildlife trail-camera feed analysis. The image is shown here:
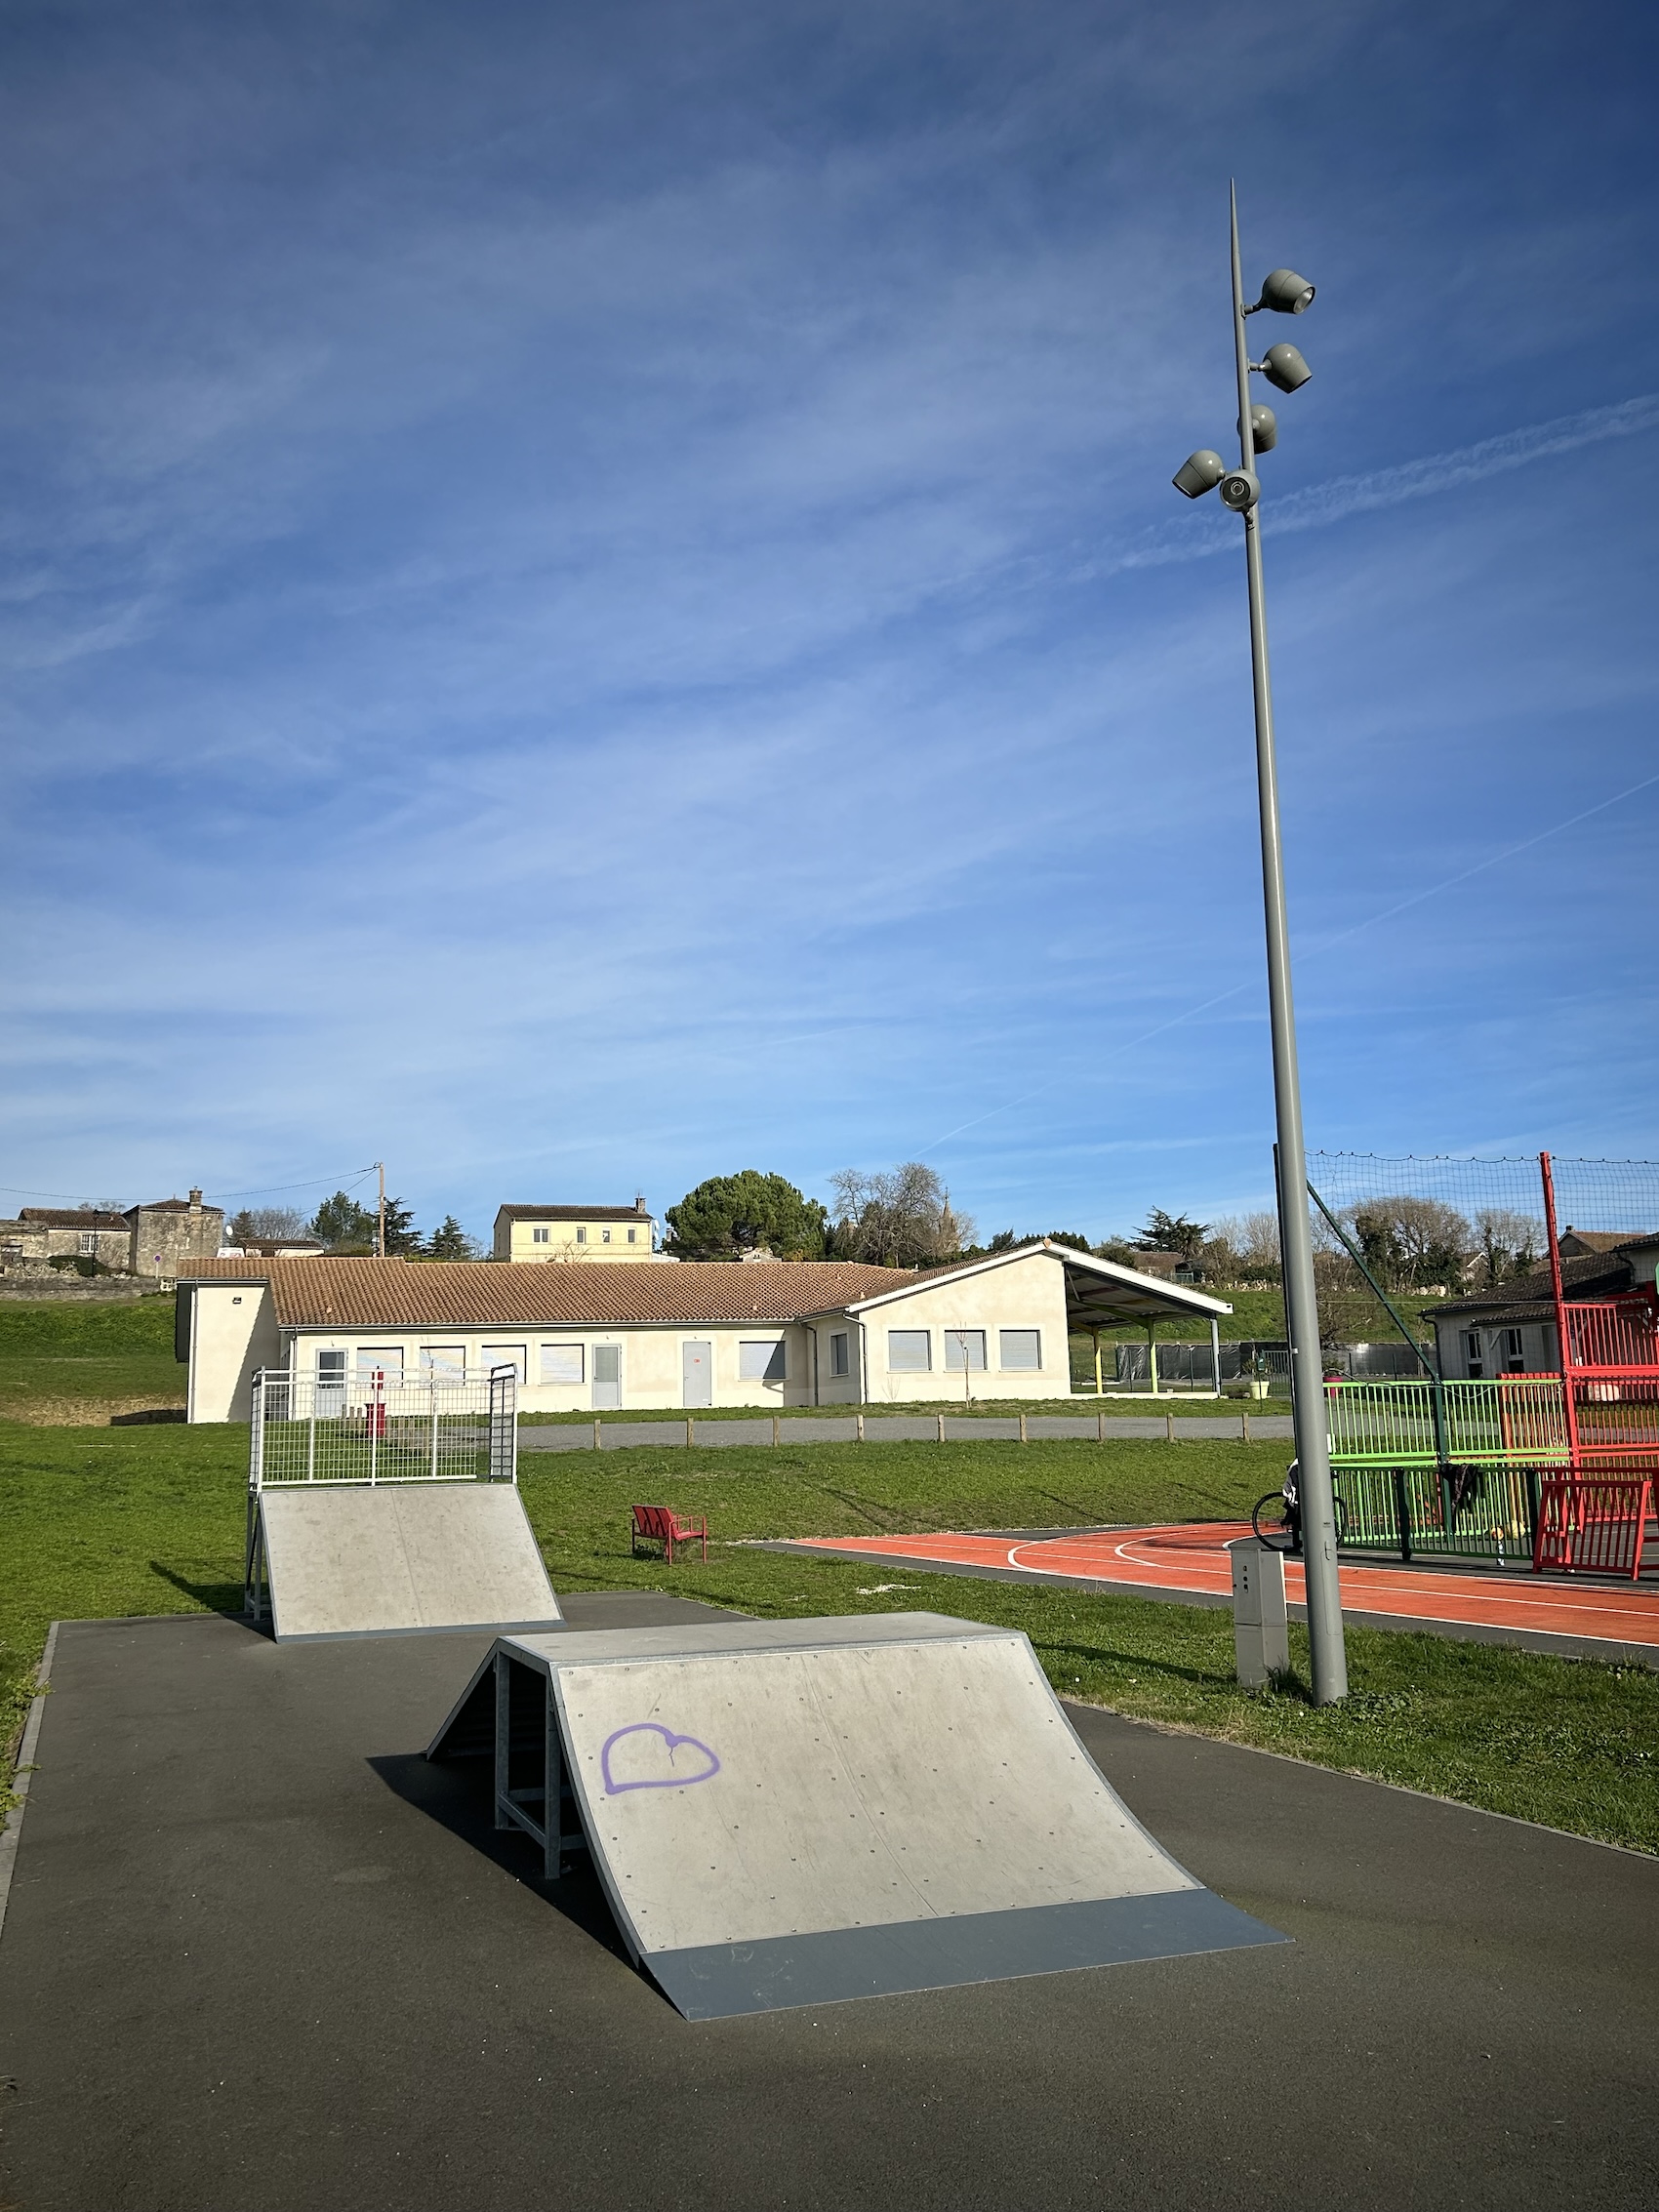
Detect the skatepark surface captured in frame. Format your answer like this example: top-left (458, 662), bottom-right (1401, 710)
top-left (1, 1597), bottom-right (1655, 2210)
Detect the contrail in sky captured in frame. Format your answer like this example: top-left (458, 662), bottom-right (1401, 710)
top-left (919, 765), bottom-right (1659, 1157)
top-left (1112, 390), bottom-right (1659, 573)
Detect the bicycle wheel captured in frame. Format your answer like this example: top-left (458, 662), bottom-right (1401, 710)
top-left (1252, 1491), bottom-right (1298, 1550)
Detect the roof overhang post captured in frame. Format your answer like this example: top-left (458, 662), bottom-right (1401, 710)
top-left (1210, 1317), bottom-right (1223, 1398)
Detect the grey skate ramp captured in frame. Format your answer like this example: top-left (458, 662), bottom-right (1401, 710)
top-left (427, 1612), bottom-right (1282, 2016)
top-left (257, 1484), bottom-right (561, 1642)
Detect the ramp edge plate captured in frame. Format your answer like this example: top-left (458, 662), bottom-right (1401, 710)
top-left (648, 1887), bottom-right (1287, 2019)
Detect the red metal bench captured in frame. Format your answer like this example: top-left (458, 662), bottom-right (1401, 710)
top-left (630, 1504), bottom-right (708, 1565)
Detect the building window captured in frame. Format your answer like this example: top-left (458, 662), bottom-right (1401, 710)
top-left (999, 1329), bottom-right (1041, 1371)
top-left (888, 1330), bottom-right (931, 1372)
top-left (1463, 1331), bottom-right (1483, 1379)
top-left (483, 1345), bottom-right (527, 1382)
top-left (356, 1347), bottom-right (405, 1383)
top-left (830, 1331), bottom-right (850, 1378)
top-left (576, 1227), bottom-right (587, 1244)
top-left (79, 1230), bottom-right (98, 1256)
top-left (420, 1346), bottom-right (465, 1381)
top-left (1504, 1329), bottom-right (1526, 1373)
top-left (541, 1343), bottom-right (585, 1385)
top-left (944, 1330), bottom-right (987, 1372)
top-left (627, 1227), bottom-right (637, 1244)
top-left (740, 1340), bottom-right (787, 1382)
top-left (316, 1349), bottom-right (347, 1382)
top-left (602, 1228), bottom-right (612, 1244)
top-left (532, 1226), bottom-right (549, 1244)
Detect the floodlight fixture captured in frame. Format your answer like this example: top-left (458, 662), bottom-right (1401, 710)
top-left (1256, 267), bottom-right (1315, 314)
top-left (1172, 448), bottom-right (1226, 499)
top-left (1260, 342), bottom-right (1312, 394)
top-left (1219, 466), bottom-right (1260, 511)
top-left (1238, 402), bottom-right (1277, 452)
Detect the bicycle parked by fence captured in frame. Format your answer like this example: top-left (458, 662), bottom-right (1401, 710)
top-left (1252, 1462), bottom-right (1348, 1554)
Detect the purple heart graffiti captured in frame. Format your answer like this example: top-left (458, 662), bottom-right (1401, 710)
top-left (600, 1723), bottom-right (721, 1795)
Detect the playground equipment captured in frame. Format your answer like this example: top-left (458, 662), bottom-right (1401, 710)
top-left (1309, 1152), bottom-right (1658, 1580)
top-left (426, 1613), bottom-right (1285, 2018)
top-left (245, 1364), bottom-right (560, 1640)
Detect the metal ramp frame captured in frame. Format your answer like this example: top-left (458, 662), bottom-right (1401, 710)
top-left (427, 1613), bottom-right (1285, 2018)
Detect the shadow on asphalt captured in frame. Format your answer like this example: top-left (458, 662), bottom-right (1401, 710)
top-left (366, 1749), bottom-right (634, 1965)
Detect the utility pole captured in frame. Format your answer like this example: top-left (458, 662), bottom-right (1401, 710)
top-left (377, 1162), bottom-right (385, 1261)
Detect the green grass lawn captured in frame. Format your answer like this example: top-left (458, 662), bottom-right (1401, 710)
top-left (2, 1422), bottom-right (1654, 1852)
top-left (0, 1297), bottom-right (182, 1424)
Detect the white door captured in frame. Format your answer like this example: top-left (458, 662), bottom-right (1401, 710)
top-left (682, 1340), bottom-right (712, 1408)
top-left (592, 1344), bottom-right (622, 1409)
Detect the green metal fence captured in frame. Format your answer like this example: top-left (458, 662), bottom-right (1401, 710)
top-left (1325, 1378), bottom-right (1565, 1564)
top-left (1326, 1377), bottom-right (1568, 1469)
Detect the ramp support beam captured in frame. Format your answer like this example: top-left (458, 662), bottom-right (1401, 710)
top-left (492, 1652), bottom-right (586, 1880)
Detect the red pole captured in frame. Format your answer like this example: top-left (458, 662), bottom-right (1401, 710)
top-left (1540, 1151), bottom-right (1580, 1474)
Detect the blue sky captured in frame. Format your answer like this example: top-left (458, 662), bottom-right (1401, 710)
top-left (3, 0), bottom-right (1657, 1246)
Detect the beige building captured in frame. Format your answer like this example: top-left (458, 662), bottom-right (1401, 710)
top-left (175, 1241), bottom-right (1231, 1423)
top-left (493, 1201), bottom-right (660, 1263)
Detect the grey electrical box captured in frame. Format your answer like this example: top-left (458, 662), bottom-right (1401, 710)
top-left (1229, 1538), bottom-right (1288, 1687)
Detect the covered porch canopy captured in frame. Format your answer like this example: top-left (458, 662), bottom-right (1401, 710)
top-left (1050, 1246), bottom-right (1234, 1396)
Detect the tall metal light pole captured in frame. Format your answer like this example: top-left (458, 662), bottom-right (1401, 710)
top-left (1172, 185), bottom-right (1348, 1704)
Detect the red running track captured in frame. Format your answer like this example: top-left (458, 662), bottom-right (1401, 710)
top-left (793, 1523), bottom-right (1659, 1652)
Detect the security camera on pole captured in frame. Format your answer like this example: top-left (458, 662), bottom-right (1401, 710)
top-left (1171, 186), bottom-right (1348, 1705)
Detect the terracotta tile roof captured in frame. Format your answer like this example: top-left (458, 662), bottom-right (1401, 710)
top-left (495, 1203), bottom-right (652, 1224)
top-left (1434, 1247), bottom-right (1654, 1318)
top-left (179, 1256), bottom-right (915, 1328)
top-left (18, 1208), bottom-right (129, 1230)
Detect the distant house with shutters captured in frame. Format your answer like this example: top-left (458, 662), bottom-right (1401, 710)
top-left (174, 1240), bottom-right (1232, 1423)
top-left (1430, 1235), bottom-right (1659, 1378)
top-left (493, 1201), bottom-right (661, 1263)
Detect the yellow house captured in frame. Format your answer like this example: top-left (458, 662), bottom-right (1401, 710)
top-left (493, 1201), bottom-right (660, 1263)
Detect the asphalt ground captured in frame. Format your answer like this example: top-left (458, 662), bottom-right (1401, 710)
top-left (520, 1411), bottom-right (1294, 1449)
top-left (1, 1599), bottom-right (1655, 2211)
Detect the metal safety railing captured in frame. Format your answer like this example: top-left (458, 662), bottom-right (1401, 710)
top-left (1534, 1477), bottom-right (1655, 1581)
top-left (1330, 1462), bottom-right (1544, 1566)
top-left (248, 1365), bottom-right (519, 1492)
top-left (1325, 1376), bottom-right (1569, 1469)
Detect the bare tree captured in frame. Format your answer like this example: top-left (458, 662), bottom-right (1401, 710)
top-left (1473, 1207), bottom-right (1543, 1288)
top-left (829, 1163), bottom-right (974, 1267)
top-left (1206, 1211), bottom-right (1280, 1284)
top-left (229, 1205), bottom-right (308, 1243)
top-left (1348, 1196), bottom-right (1474, 1292)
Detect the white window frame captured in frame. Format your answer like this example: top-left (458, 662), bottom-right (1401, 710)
top-left (576, 1227), bottom-right (587, 1245)
top-left (739, 1339), bottom-right (788, 1382)
top-left (627, 1227), bottom-right (638, 1244)
top-left (944, 1329), bottom-right (987, 1372)
top-left (887, 1329), bottom-right (931, 1373)
top-left (601, 1227), bottom-right (612, 1244)
top-left (532, 1226), bottom-right (549, 1244)
top-left (998, 1328), bottom-right (1042, 1372)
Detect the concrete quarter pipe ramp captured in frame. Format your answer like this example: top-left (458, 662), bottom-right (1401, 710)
top-left (249, 1483), bottom-right (562, 1642)
top-left (427, 1613), bottom-right (1284, 2017)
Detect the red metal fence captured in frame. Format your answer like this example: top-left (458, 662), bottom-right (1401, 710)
top-left (1532, 1477), bottom-right (1655, 1581)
